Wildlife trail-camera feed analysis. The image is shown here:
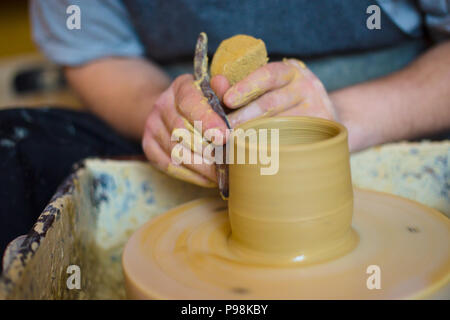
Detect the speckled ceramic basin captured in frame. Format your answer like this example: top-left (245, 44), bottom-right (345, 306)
top-left (0, 140), bottom-right (448, 299)
top-left (0, 157), bottom-right (216, 299)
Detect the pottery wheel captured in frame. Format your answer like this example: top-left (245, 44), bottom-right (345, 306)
top-left (123, 188), bottom-right (450, 299)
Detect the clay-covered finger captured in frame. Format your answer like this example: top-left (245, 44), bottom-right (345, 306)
top-left (169, 121), bottom-right (216, 165)
top-left (156, 90), bottom-right (196, 152)
top-left (156, 105), bottom-right (217, 179)
top-left (173, 74), bottom-right (228, 145)
top-left (223, 62), bottom-right (297, 108)
top-left (143, 136), bottom-right (215, 188)
top-left (157, 91), bottom-right (217, 165)
top-left (146, 118), bottom-right (216, 184)
top-left (227, 81), bottom-right (304, 127)
top-left (210, 75), bottom-right (231, 102)
top-left (170, 143), bottom-right (217, 182)
top-left (149, 116), bottom-right (172, 152)
top-left (158, 90), bottom-right (206, 153)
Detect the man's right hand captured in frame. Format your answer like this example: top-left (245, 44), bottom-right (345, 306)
top-left (142, 74), bottom-right (229, 187)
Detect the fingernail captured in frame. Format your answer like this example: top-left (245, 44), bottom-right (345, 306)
top-left (283, 57), bottom-right (307, 69)
top-left (296, 59), bottom-right (306, 69)
top-left (224, 88), bottom-right (238, 106)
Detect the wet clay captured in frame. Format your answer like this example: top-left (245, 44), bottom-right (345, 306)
top-left (210, 34), bottom-right (268, 85)
top-left (122, 117), bottom-right (450, 299)
top-left (228, 117), bottom-right (357, 264)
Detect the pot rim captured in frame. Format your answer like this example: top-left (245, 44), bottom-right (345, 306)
top-left (233, 116), bottom-right (348, 152)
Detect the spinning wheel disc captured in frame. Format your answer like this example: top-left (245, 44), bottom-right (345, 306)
top-left (123, 188), bottom-right (450, 299)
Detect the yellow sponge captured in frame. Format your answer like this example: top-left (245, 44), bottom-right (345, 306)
top-left (211, 34), bottom-right (268, 85)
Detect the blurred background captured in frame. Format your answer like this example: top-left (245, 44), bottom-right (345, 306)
top-left (0, 1), bottom-right (81, 110)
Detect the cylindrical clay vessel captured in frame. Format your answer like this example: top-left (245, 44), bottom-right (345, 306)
top-left (228, 116), bottom-right (358, 265)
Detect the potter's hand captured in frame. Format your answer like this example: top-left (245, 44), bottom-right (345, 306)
top-left (211, 59), bottom-right (337, 127)
top-left (142, 74), bottom-right (228, 187)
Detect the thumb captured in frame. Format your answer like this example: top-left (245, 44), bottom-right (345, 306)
top-left (210, 75), bottom-right (231, 102)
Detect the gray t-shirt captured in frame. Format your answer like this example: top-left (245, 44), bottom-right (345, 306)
top-left (30, 0), bottom-right (449, 90)
top-left (30, 0), bottom-right (449, 66)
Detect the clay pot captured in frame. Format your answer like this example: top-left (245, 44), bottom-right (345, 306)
top-left (228, 116), bottom-right (358, 265)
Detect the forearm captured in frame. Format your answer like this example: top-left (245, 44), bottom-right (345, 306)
top-left (331, 41), bottom-right (450, 152)
top-left (65, 57), bottom-right (170, 140)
